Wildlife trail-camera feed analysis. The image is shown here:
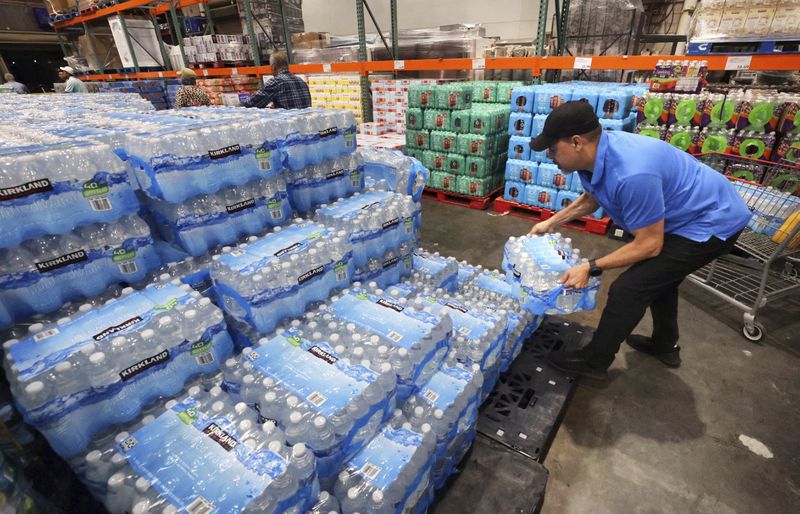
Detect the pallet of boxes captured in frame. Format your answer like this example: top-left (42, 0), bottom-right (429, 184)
top-left (404, 82), bottom-right (512, 198)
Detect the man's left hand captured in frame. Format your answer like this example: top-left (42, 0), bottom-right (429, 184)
top-left (560, 262), bottom-right (591, 289)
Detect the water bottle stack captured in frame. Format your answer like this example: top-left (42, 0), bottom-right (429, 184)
top-left (71, 380), bottom-right (319, 514)
top-left (284, 152), bottom-right (365, 215)
top-left (358, 146), bottom-right (429, 202)
top-left (505, 81), bottom-right (644, 214)
top-left (410, 249), bottom-right (460, 292)
top-left (314, 190), bottom-right (420, 288)
top-left (503, 234), bottom-right (600, 316)
top-left (4, 280), bottom-right (234, 458)
top-left (403, 82), bottom-right (511, 197)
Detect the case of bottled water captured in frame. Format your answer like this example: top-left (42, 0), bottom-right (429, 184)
top-left (320, 287), bottom-right (452, 402)
top-left (4, 281), bottom-right (234, 458)
top-left (352, 241), bottom-right (414, 290)
top-left (508, 135), bottom-right (531, 161)
top-left (210, 220), bottom-right (354, 334)
top-left (401, 354), bottom-right (482, 490)
top-left (314, 190), bottom-right (420, 269)
top-left (455, 261), bottom-right (481, 287)
top-left (285, 153), bottom-right (364, 215)
top-left (145, 176), bottom-right (293, 256)
top-left (359, 148), bottom-right (429, 203)
top-left (503, 234), bottom-right (600, 315)
top-left (0, 132), bottom-right (139, 247)
top-left (221, 329), bottom-right (397, 482)
top-left (333, 411), bottom-right (438, 514)
top-left (72, 384), bottom-right (319, 514)
top-left (411, 250), bottom-right (459, 293)
top-left (0, 215), bottom-right (161, 329)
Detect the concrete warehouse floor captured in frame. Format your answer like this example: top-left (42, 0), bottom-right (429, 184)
top-left (419, 198), bottom-right (800, 514)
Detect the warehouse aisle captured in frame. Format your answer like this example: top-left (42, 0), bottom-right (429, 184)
top-left (420, 198), bottom-right (800, 514)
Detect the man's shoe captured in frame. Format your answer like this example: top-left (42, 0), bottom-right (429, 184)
top-left (626, 335), bottom-right (681, 368)
top-left (546, 349), bottom-right (609, 380)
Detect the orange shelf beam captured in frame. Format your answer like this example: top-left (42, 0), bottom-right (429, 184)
top-left (152, 0), bottom-right (206, 16)
top-left (79, 54), bottom-right (800, 81)
top-left (55, 0), bottom-right (157, 29)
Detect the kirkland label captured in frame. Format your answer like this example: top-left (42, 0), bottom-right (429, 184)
top-left (93, 316), bottom-right (144, 341)
top-left (376, 298), bottom-right (404, 312)
top-left (326, 168), bottom-right (345, 180)
top-left (319, 127), bottom-right (338, 138)
top-left (208, 144), bottom-right (241, 160)
top-left (35, 250), bottom-right (88, 273)
top-left (203, 423), bottom-right (239, 452)
top-left (382, 218), bottom-right (400, 230)
top-left (382, 255), bottom-right (399, 269)
top-left (0, 179), bottom-right (53, 201)
top-left (274, 242), bottom-right (301, 257)
top-left (308, 345), bottom-right (337, 364)
top-left (226, 198), bottom-right (256, 214)
top-left (297, 265), bottom-right (324, 285)
top-left (119, 350), bottom-right (170, 381)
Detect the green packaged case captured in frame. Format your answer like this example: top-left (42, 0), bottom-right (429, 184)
top-left (431, 171), bottom-right (456, 191)
top-left (495, 81), bottom-right (525, 104)
top-left (465, 156), bottom-right (492, 178)
top-left (430, 151), bottom-right (448, 171)
top-left (409, 84), bottom-right (436, 108)
top-left (451, 109), bottom-right (472, 134)
top-left (406, 129), bottom-right (430, 149)
top-left (472, 82), bottom-right (497, 103)
top-left (435, 84), bottom-right (473, 110)
top-left (446, 153), bottom-right (465, 175)
top-left (423, 109), bottom-right (452, 131)
top-left (406, 108), bottom-right (424, 130)
top-left (457, 175), bottom-right (495, 196)
top-left (430, 130), bottom-right (458, 153)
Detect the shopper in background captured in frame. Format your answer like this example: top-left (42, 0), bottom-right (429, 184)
top-left (243, 51), bottom-right (311, 109)
top-left (58, 66), bottom-right (87, 93)
top-left (528, 101), bottom-right (750, 380)
top-left (174, 68), bottom-right (210, 108)
top-left (1, 73), bottom-right (29, 94)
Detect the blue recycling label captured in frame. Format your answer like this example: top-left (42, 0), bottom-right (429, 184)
top-left (348, 425), bottom-right (423, 492)
top-left (118, 396), bottom-right (287, 513)
top-left (246, 331), bottom-right (375, 417)
top-left (9, 284), bottom-right (191, 381)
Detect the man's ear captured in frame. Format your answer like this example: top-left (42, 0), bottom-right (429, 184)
top-left (571, 134), bottom-right (583, 149)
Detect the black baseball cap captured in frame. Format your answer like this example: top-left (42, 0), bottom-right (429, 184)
top-left (530, 100), bottom-right (600, 152)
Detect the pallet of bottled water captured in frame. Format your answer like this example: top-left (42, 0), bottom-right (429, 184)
top-left (411, 250), bottom-right (460, 293)
top-left (334, 411), bottom-right (438, 514)
top-left (145, 175), bottom-right (293, 257)
top-left (221, 328), bottom-right (398, 482)
top-left (73, 383), bottom-right (319, 514)
top-left (320, 286), bottom-right (451, 402)
top-left (359, 147), bottom-right (429, 202)
top-left (0, 215), bottom-right (161, 329)
top-left (285, 153), bottom-right (365, 215)
top-left (503, 234), bottom-right (599, 315)
top-left (459, 267), bottom-right (542, 373)
top-left (211, 220), bottom-right (354, 334)
top-left (4, 280), bottom-right (234, 458)
top-left (401, 353), bottom-right (483, 490)
top-left (0, 130), bottom-right (139, 247)
top-left (314, 190), bottom-right (421, 270)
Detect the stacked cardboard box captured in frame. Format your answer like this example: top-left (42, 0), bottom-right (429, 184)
top-left (306, 74), bottom-right (363, 123)
top-left (182, 35), bottom-right (253, 65)
top-left (196, 76), bottom-right (260, 105)
top-left (371, 79), bottom-right (442, 135)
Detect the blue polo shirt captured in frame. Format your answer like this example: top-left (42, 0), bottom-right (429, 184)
top-left (577, 131), bottom-right (750, 242)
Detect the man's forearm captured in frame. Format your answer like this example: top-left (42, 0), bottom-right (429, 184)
top-left (547, 193), bottom-right (598, 226)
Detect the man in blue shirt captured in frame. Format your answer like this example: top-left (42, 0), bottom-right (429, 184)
top-left (529, 101), bottom-right (750, 380)
top-left (243, 51), bottom-right (311, 109)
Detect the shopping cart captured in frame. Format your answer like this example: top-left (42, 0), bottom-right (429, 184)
top-left (687, 157), bottom-right (800, 342)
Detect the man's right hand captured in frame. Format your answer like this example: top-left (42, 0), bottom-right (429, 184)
top-left (528, 220), bottom-right (555, 236)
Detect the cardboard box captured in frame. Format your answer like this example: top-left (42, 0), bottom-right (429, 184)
top-left (79, 33), bottom-right (123, 71)
top-left (291, 32), bottom-right (331, 49)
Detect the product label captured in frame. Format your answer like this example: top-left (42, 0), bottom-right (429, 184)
top-left (112, 247), bottom-right (138, 274)
top-left (382, 217), bottom-right (400, 230)
top-left (119, 397), bottom-right (287, 513)
top-left (319, 127), bottom-right (338, 138)
top-left (297, 265), bottom-right (324, 285)
top-left (0, 179), bottom-right (53, 201)
top-left (208, 144), bottom-right (241, 160)
top-left (348, 425), bottom-right (423, 491)
top-left (82, 180), bottom-right (110, 198)
top-left (119, 350), bottom-right (170, 381)
top-left (94, 316), bottom-right (144, 341)
top-left (419, 364), bottom-right (473, 411)
top-left (267, 198), bottom-right (284, 220)
top-left (35, 250), bottom-right (88, 273)
top-left (382, 255), bottom-right (399, 269)
top-left (225, 198), bottom-right (256, 214)
top-left (326, 168), bottom-right (345, 180)
top-left (255, 148), bottom-right (271, 171)
top-left (218, 223), bottom-right (327, 275)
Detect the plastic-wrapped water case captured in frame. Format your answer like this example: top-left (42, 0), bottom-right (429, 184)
top-left (314, 190), bottom-right (420, 269)
top-left (210, 221), bottom-right (354, 334)
top-left (333, 412), bottom-right (438, 514)
top-left (146, 176), bottom-right (293, 257)
top-left (0, 215), bottom-right (161, 329)
top-left (321, 287), bottom-right (452, 402)
top-left (222, 330), bottom-right (397, 482)
top-left (411, 250), bottom-right (459, 293)
top-left (285, 153), bottom-right (364, 215)
top-left (72, 386), bottom-right (319, 514)
top-left (0, 134), bottom-right (139, 248)
top-left (359, 148), bottom-right (429, 203)
top-left (4, 281), bottom-right (234, 458)
top-left (502, 234), bottom-right (599, 315)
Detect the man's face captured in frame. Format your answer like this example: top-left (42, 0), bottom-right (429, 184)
top-left (548, 138), bottom-right (581, 173)
top-left (58, 70), bottom-right (68, 81)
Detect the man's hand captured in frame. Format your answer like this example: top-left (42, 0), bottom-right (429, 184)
top-left (528, 220), bottom-right (555, 236)
top-left (560, 261), bottom-right (590, 289)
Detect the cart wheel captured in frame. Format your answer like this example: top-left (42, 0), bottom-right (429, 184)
top-left (742, 322), bottom-right (765, 343)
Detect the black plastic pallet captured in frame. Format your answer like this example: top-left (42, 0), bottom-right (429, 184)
top-left (477, 316), bottom-right (586, 462)
top-left (430, 433), bottom-right (549, 514)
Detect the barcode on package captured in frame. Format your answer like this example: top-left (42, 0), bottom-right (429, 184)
top-left (458, 326), bottom-right (472, 336)
top-left (259, 160), bottom-right (271, 171)
top-left (118, 261), bottom-right (138, 274)
top-left (270, 209), bottom-right (283, 220)
top-left (359, 462), bottom-right (382, 480)
top-left (387, 330), bottom-right (403, 342)
top-left (186, 496), bottom-right (215, 514)
top-left (307, 391), bottom-right (327, 407)
top-left (33, 327), bottom-right (60, 341)
top-left (422, 389), bottom-right (440, 404)
top-left (336, 268), bottom-right (347, 281)
top-left (90, 196), bottom-right (112, 211)
top-left (196, 353), bottom-right (214, 365)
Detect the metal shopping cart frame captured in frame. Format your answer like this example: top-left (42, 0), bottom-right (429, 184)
top-left (687, 154), bottom-right (800, 342)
